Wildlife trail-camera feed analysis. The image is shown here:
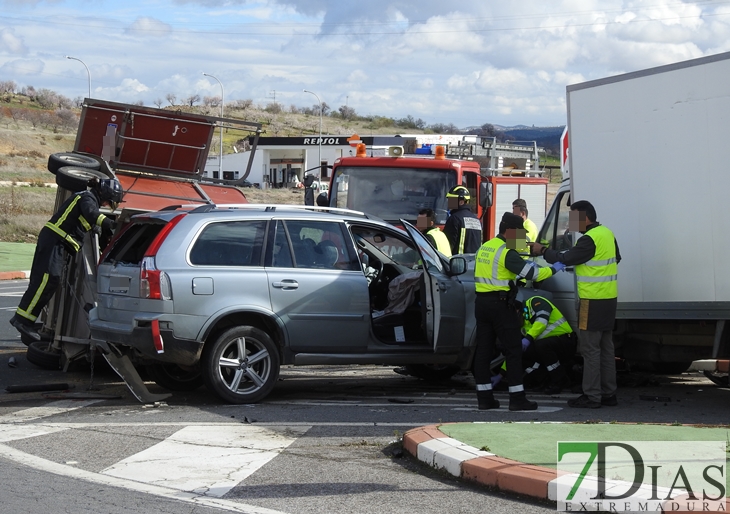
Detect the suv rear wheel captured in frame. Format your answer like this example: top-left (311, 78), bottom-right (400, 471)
top-left (202, 326), bottom-right (280, 404)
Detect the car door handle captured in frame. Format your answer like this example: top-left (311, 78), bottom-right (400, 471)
top-left (272, 280), bottom-right (299, 290)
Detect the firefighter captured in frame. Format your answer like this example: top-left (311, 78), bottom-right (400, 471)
top-left (443, 185), bottom-right (481, 254)
top-left (531, 200), bottom-right (621, 409)
top-left (519, 296), bottom-right (577, 394)
top-left (9, 178), bottom-right (124, 342)
top-left (473, 212), bottom-right (566, 410)
top-left (417, 209), bottom-right (452, 257)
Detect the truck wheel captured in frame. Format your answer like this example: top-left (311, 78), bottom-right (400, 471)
top-left (55, 166), bottom-right (109, 192)
top-left (652, 361), bottom-right (692, 374)
top-left (146, 363), bottom-right (203, 391)
top-left (403, 364), bottom-right (460, 381)
top-left (26, 341), bottom-right (61, 370)
top-left (48, 152), bottom-right (99, 174)
top-left (202, 326), bottom-right (280, 404)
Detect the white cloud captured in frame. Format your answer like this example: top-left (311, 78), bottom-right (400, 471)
top-left (125, 17), bottom-right (173, 37)
top-left (0, 58), bottom-right (42, 76)
top-left (0, 27), bottom-right (27, 54)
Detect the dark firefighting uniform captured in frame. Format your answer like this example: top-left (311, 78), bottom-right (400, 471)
top-left (15, 191), bottom-right (112, 325)
top-left (443, 204), bottom-right (482, 254)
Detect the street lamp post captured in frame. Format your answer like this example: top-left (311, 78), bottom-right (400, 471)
top-left (65, 56), bottom-right (91, 99)
top-left (303, 89), bottom-right (322, 177)
top-left (203, 73), bottom-right (224, 177)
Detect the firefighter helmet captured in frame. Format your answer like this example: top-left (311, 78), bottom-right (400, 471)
top-left (95, 178), bottom-right (124, 210)
top-left (446, 185), bottom-right (470, 202)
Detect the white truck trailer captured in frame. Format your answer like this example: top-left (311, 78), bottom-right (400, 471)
top-left (534, 51), bottom-right (730, 383)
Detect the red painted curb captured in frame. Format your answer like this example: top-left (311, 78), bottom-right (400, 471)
top-left (0, 271), bottom-right (27, 280)
top-left (402, 423), bottom-right (556, 500)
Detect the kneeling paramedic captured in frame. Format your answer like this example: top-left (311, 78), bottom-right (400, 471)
top-left (473, 212), bottom-right (566, 411)
top-left (10, 178), bottom-right (123, 342)
top-left (519, 296), bottom-right (577, 394)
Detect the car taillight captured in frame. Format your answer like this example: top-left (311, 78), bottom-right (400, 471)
top-left (140, 214), bottom-right (185, 300)
top-left (140, 256), bottom-right (172, 300)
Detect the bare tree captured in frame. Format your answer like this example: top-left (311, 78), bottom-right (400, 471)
top-left (203, 95), bottom-right (221, 108)
top-left (234, 98), bottom-right (253, 110)
top-left (72, 96), bottom-right (84, 108)
top-left (185, 94), bottom-right (200, 107)
top-left (35, 89), bottom-right (57, 109)
top-left (165, 93), bottom-right (177, 106)
top-left (56, 108), bottom-right (78, 130)
top-left (0, 80), bottom-right (16, 94)
top-left (338, 105), bottom-right (356, 120)
top-left (25, 109), bottom-right (42, 129)
top-left (153, 98), bottom-right (163, 108)
top-left (264, 102), bottom-right (282, 114)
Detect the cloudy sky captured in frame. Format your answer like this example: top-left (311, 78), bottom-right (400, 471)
top-left (1, 0), bottom-right (729, 128)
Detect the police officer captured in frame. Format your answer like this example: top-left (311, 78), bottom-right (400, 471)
top-left (519, 296), bottom-right (577, 394)
top-left (473, 212), bottom-right (566, 411)
top-left (531, 200), bottom-right (621, 409)
top-left (443, 185), bottom-right (481, 255)
top-left (417, 209), bottom-right (452, 257)
top-left (9, 178), bottom-right (123, 342)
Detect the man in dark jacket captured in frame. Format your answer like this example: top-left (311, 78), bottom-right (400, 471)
top-left (530, 200), bottom-right (621, 409)
top-left (443, 185), bottom-right (481, 254)
top-left (10, 178), bottom-right (123, 342)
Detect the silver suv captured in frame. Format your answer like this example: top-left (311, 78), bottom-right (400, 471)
top-left (90, 204), bottom-right (476, 403)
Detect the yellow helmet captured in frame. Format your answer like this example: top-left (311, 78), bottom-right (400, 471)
top-left (446, 185), bottom-right (470, 202)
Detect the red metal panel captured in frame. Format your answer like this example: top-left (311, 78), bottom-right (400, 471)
top-left (74, 99), bottom-right (215, 177)
top-left (116, 174), bottom-right (247, 212)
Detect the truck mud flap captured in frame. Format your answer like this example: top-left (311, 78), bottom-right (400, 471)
top-left (94, 340), bottom-right (171, 403)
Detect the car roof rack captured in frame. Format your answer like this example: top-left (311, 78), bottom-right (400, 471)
top-left (186, 203), bottom-right (375, 219)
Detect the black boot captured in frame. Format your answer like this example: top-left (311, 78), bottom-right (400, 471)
top-left (509, 391), bottom-right (537, 411)
top-left (9, 315), bottom-right (40, 342)
top-left (477, 393), bottom-right (500, 410)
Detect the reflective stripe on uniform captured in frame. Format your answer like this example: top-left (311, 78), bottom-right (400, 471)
top-left (525, 362), bottom-right (540, 374)
top-left (509, 384), bottom-right (524, 393)
top-left (577, 275), bottom-right (618, 283)
top-left (547, 361), bottom-right (561, 372)
top-left (476, 383), bottom-right (493, 391)
top-left (474, 277), bottom-right (511, 286)
top-left (458, 229), bottom-right (466, 254)
top-left (586, 257), bottom-right (616, 266)
top-left (17, 272), bottom-right (49, 322)
top-left (44, 222), bottom-right (80, 252)
top-left (95, 213), bottom-right (106, 227)
top-left (78, 216), bottom-right (91, 231)
top-left (538, 316), bottom-right (568, 340)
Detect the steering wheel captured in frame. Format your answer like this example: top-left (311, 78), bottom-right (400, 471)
top-left (560, 229), bottom-right (573, 250)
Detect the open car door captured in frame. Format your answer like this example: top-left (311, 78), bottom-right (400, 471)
top-left (401, 220), bottom-right (465, 353)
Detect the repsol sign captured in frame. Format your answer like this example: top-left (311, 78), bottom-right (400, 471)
top-left (302, 137), bottom-right (342, 145)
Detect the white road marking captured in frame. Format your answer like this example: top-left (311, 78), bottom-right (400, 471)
top-left (0, 400), bottom-right (102, 423)
top-left (101, 424), bottom-right (309, 498)
top-left (0, 443), bottom-right (288, 514)
top-left (0, 423), bottom-right (69, 443)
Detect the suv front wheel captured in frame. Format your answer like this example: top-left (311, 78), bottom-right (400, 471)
top-left (202, 326), bottom-right (280, 404)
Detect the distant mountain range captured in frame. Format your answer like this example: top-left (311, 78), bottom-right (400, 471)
top-left (463, 125), bottom-right (565, 154)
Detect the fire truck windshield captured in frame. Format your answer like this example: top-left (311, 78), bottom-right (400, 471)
top-left (331, 166), bottom-right (457, 225)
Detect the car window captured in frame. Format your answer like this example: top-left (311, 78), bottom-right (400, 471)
top-left (103, 221), bottom-right (165, 265)
top-left (189, 220), bottom-right (266, 266)
top-left (350, 225), bottom-right (421, 269)
top-left (279, 220), bottom-right (359, 271)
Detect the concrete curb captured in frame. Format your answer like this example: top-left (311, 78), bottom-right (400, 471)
top-left (403, 424), bottom-right (730, 512)
top-left (403, 424), bottom-right (559, 500)
top-left (0, 270), bottom-right (29, 280)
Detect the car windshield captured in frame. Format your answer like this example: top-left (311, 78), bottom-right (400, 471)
top-left (331, 166), bottom-right (457, 225)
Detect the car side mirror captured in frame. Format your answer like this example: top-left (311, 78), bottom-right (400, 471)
top-left (449, 256), bottom-right (467, 275)
top-left (316, 192), bottom-right (328, 207)
top-left (479, 181), bottom-right (493, 209)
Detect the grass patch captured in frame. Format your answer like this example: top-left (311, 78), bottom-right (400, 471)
top-left (0, 186), bottom-right (56, 242)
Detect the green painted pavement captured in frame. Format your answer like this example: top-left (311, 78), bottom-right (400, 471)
top-left (0, 242), bottom-right (35, 272)
top-left (441, 422), bottom-right (730, 488)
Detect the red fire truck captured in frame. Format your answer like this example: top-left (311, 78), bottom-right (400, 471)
top-left (321, 138), bottom-right (549, 240)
